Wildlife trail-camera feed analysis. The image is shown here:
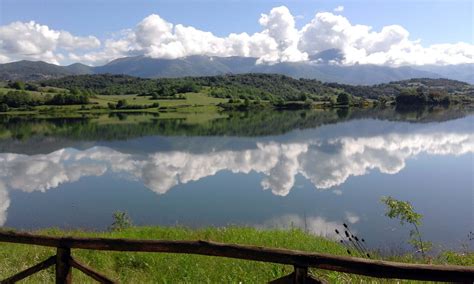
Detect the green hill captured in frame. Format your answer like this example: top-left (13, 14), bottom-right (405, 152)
top-left (41, 74), bottom-right (473, 101)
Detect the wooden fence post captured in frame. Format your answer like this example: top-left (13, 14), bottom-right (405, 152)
top-left (294, 266), bottom-right (307, 283)
top-left (294, 266), bottom-right (327, 284)
top-left (56, 247), bottom-right (72, 284)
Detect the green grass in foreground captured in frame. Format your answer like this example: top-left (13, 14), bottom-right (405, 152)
top-left (0, 226), bottom-right (472, 283)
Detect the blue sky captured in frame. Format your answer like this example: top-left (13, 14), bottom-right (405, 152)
top-left (2, 0), bottom-right (472, 44)
top-left (0, 0), bottom-right (472, 65)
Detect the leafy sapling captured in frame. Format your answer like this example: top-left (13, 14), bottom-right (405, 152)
top-left (109, 211), bottom-right (133, 232)
top-left (381, 196), bottom-right (431, 257)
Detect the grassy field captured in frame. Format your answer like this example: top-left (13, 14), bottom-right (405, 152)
top-left (0, 226), bottom-right (472, 283)
top-left (0, 87), bottom-right (45, 98)
top-left (0, 86), bottom-right (69, 98)
top-left (0, 85), bottom-right (229, 115)
top-left (0, 85), bottom-right (379, 116)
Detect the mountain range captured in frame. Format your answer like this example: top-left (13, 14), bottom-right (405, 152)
top-left (1, 52), bottom-right (473, 85)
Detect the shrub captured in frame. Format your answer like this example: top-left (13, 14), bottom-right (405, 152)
top-left (337, 92), bottom-right (351, 105)
top-left (9, 81), bottom-right (25, 90)
top-left (381, 196), bottom-right (431, 257)
top-left (109, 211), bottom-right (132, 231)
top-left (0, 103), bottom-right (9, 112)
top-left (116, 99), bottom-right (128, 109)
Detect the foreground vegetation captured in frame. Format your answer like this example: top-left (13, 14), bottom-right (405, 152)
top-left (0, 74), bottom-right (472, 114)
top-left (0, 226), bottom-right (472, 283)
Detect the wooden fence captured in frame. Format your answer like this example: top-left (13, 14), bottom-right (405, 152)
top-left (0, 230), bottom-right (473, 283)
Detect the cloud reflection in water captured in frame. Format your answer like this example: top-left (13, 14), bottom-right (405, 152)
top-left (0, 124), bottom-right (472, 226)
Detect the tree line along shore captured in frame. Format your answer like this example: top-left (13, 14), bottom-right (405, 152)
top-left (0, 74), bottom-right (472, 113)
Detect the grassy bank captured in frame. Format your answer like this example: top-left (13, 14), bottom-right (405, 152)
top-left (0, 226), bottom-right (472, 283)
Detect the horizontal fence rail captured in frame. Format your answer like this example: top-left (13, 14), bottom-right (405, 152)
top-left (0, 230), bottom-right (473, 283)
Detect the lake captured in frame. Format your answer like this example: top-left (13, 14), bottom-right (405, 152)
top-left (0, 107), bottom-right (472, 252)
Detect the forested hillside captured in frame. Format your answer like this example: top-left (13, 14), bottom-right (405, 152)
top-left (41, 73), bottom-right (473, 102)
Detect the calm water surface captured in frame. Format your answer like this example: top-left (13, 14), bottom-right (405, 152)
top-left (0, 108), bottom-right (472, 251)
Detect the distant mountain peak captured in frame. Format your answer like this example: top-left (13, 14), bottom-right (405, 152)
top-left (0, 56), bottom-right (472, 85)
top-left (308, 49), bottom-right (345, 64)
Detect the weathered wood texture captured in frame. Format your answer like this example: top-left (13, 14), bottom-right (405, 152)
top-left (0, 256), bottom-right (55, 284)
top-left (56, 247), bottom-right (72, 284)
top-left (269, 267), bottom-right (326, 284)
top-left (69, 257), bottom-right (116, 284)
top-left (0, 230), bottom-right (473, 282)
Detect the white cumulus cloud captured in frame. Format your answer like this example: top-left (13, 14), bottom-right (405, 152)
top-left (0, 6), bottom-right (472, 66)
top-left (0, 21), bottom-right (100, 64)
top-left (334, 5), bottom-right (344, 12)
